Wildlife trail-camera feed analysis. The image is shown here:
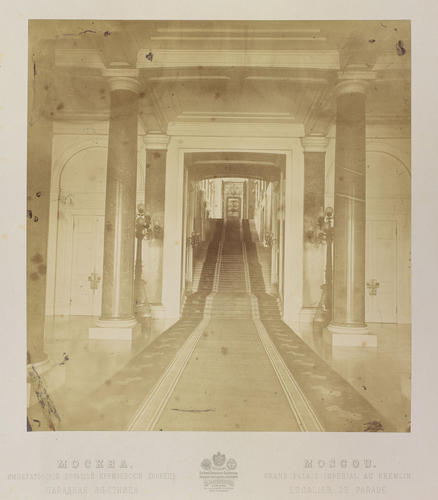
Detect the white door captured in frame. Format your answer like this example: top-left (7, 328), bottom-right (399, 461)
top-left (70, 214), bottom-right (104, 316)
top-left (365, 220), bottom-right (397, 323)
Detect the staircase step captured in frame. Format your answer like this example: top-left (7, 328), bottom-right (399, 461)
top-left (184, 219), bottom-right (282, 321)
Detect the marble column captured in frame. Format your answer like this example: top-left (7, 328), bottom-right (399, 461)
top-left (27, 43), bottom-right (53, 365)
top-left (300, 136), bottom-right (328, 322)
top-left (143, 134), bottom-right (169, 310)
top-left (327, 72), bottom-right (377, 347)
top-left (90, 70), bottom-right (140, 340)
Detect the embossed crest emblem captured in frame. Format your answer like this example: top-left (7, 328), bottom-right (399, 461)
top-left (201, 458), bottom-right (212, 470)
top-left (226, 458), bottom-right (237, 470)
top-left (200, 452), bottom-right (238, 492)
top-left (213, 452), bottom-right (226, 467)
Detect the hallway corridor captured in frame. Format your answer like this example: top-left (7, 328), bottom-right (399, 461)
top-left (29, 219), bottom-right (404, 432)
top-left (151, 220), bottom-right (302, 431)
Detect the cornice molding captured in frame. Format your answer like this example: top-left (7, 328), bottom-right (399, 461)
top-left (373, 51), bottom-right (410, 71)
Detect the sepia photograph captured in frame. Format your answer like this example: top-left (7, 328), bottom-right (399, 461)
top-left (26, 19), bottom-right (411, 433)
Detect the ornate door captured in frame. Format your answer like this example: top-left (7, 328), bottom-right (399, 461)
top-left (365, 220), bottom-right (398, 323)
top-left (69, 214), bottom-right (104, 316)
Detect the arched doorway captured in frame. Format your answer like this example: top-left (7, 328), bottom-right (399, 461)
top-left (180, 151), bottom-right (286, 309)
top-left (53, 148), bottom-right (107, 316)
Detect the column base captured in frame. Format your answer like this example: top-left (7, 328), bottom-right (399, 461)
top-left (324, 323), bottom-right (377, 347)
top-left (89, 317), bottom-right (139, 341)
top-left (136, 303), bottom-right (152, 319)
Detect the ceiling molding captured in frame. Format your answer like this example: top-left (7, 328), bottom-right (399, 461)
top-left (55, 48), bottom-right (105, 69)
top-left (148, 75), bottom-right (231, 82)
top-left (245, 75), bottom-right (329, 84)
top-left (373, 51), bottom-right (411, 71)
top-left (366, 114), bottom-right (410, 125)
top-left (193, 160), bottom-right (277, 167)
top-left (177, 111), bottom-right (295, 124)
top-left (137, 49), bottom-right (340, 70)
top-left (155, 28), bottom-right (322, 34)
top-left (53, 120), bottom-right (109, 135)
top-left (167, 121), bottom-right (304, 138)
top-left (52, 111), bottom-right (110, 122)
top-left (150, 36), bottom-right (327, 42)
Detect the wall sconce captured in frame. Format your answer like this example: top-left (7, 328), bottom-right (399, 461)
top-left (264, 232), bottom-right (276, 248)
top-left (136, 203), bottom-right (163, 240)
top-left (316, 206), bottom-right (334, 244)
top-left (190, 232), bottom-right (201, 247)
top-left (135, 203), bottom-right (151, 240)
top-left (314, 206), bottom-right (334, 329)
top-left (134, 203), bottom-right (151, 320)
top-left (305, 206), bottom-right (334, 246)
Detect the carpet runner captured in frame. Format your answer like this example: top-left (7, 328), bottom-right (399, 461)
top-left (55, 220), bottom-right (223, 430)
top-left (242, 219), bottom-right (394, 432)
top-left (50, 218), bottom-right (394, 432)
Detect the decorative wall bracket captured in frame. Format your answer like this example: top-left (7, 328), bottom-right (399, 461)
top-left (366, 278), bottom-right (380, 295)
top-left (88, 271), bottom-right (101, 290)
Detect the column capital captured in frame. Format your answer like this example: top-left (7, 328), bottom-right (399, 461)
top-left (143, 134), bottom-right (170, 150)
top-left (102, 68), bottom-right (141, 94)
top-left (336, 67), bottom-right (376, 96)
top-left (301, 135), bottom-right (329, 153)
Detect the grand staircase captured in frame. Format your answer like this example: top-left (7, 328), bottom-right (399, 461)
top-left (242, 219), bottom-right (282, 320)
top-left (183, 218), bottom-right (279, 320)
top-left (211, 219), bottom-right (252, 318)
top-left (181, 219), bottom-right (223, 321)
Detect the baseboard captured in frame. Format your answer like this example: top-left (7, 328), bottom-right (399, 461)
top-left (150, 303), bottom-right (168, 319)
top-left (299, 307), bottom-right (318, 323)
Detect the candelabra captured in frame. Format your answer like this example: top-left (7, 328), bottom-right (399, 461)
top-left (134, 203), bottom-right (151, 320)
top-left (264, 232), bottom-right (276, 248)
top-left (313, 206), bottom-right (334, 329)
top-left (190, 232), bottom-right (201, 248)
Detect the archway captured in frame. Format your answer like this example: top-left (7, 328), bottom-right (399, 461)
top-left (53, 147), bottom-right (107, 317)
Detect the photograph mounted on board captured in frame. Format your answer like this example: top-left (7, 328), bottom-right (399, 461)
top-left (27, 20), bottom-right (411, 432)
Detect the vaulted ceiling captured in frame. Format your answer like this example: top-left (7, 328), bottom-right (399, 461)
top-left (186, 152), bottom-right (284, 182)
